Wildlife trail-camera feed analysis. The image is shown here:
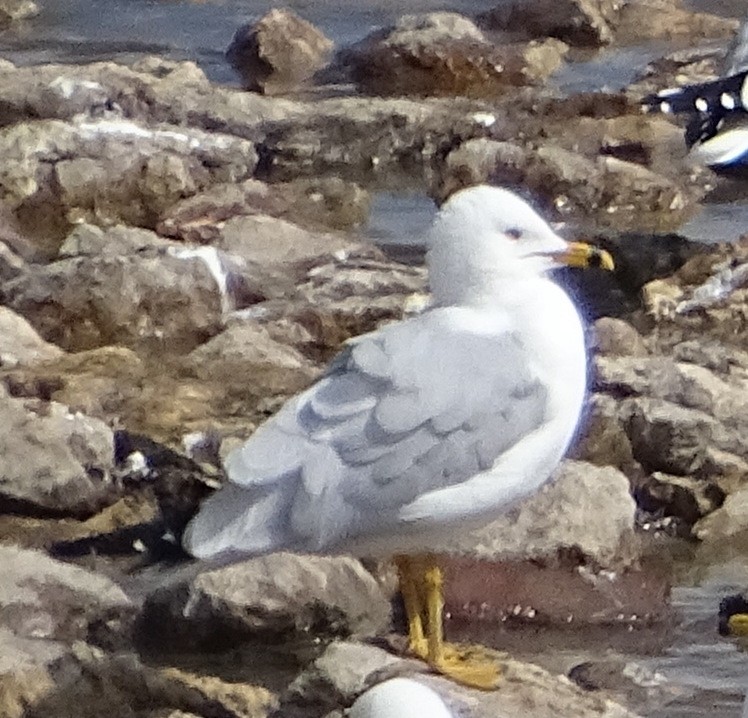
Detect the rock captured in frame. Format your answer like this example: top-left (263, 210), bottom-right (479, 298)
top-left (0, 545), bottom-right (131, 642)
top-left (0, 0), bottom-right (37, 24)
top-left (227, 9), bottom-right (334, 94)
top-left (454, 460), bottom-right (637, 567)
top-left (0, 628), bottom-right (67, 718)
top-left (276, 640), bottom-right (643, 718)
top-left (58, 223), bottom-right (173, 258)
top-left (0, 306), bottom-right (64, 368)
top-left (479, 0), bottom-right (619, 47)
top-left (185, 320), bottom-right (318, 393)
top-left (571, 394), bottom-right (638, 475)
top-left (138, 553), bottom-right (391, 652)
top-left (616, 0), bottom-right (738, 43)
top-left (0, 239), bottom-right (25, 280)
top-left (439, 137), bottom-right (697, 230)
top-left (3, 641), bottom-right (276, 718)
top-left (636, 472), bottom-right (723, 525)
top-left (1, 247), bottom-right (236, 353)
top-left (214, 214), bottom-right (354, 267)
top-left (622, 397), bottom-right (714, 476)
top-left (694, 486), bottom-right (748, 542)
top-left (0, 117), bottom-right (257, 254)
top-left (591, 318), bottom-right (648, 358)
top-left (158, 178), bottom-right (371, 243)
top-left (0, 388), bottom-right (115, 516)
top-left (340, 13), bottom-right (568, 97)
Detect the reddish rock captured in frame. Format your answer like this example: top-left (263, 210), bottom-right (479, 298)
top-left (227, 9), bottom-right (334, 94)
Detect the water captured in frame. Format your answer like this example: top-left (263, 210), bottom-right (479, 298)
top-left (5, 1), bottom-right (748, 714)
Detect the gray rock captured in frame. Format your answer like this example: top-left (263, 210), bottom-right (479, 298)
top-left (139, 553), bottom-right (391, 651)
top-left (58, 223), bottom-right (173, 258)
top-left (695, 486), bottom-right (748, 542)
top-left (227, 9), bottom-right (334, 94)
top-left (591, 318), bottom-right (648, 358)
top-left (0, 545), bottom-right (131, 642)
top-left (0, 306), bottom-right (64, 368)
top-left (0, 389), bottom-right (115, 515)
top-left (339, 12), bottom-right (568, 97)
top-left (453, 460), bottom-right (637, 567)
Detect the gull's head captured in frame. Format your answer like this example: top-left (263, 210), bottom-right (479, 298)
top-left (427, 185), bottom-right (613, 304)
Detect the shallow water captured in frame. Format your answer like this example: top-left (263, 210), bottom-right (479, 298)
top-left (7, 1), bottom-right (748, 714)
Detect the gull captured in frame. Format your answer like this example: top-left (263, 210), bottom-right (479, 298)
top-left (183, 184), bottom-right (613, 689)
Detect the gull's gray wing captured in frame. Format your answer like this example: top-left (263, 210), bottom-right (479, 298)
top-left (184, 306), bottom-right (548, 558)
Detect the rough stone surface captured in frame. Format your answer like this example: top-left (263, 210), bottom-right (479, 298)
top-left (453, 460), bottom-right (637, 567)
top-left (0, 546), bottom-right (131, 641)
top-left (0, 388), bottom-right (115, 516)
top-left (276, 641), bottom-right (643, 718)
top-left (0, 306), bottom-right (64, 368)
top-left (139, 553), bottom-right (391, 651)
top-left (339, 12), bottom-right (568, 97)
top-left (1, 248), bottom-right (232, 353)
top-left (227, 9), bottom-right (334, 94)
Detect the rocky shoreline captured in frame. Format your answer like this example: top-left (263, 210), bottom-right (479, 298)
top-left (2, 0), bottom-right (748, 715)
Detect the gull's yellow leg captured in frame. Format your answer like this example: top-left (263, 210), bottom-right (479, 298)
top-left (395, 555), bottom-right (427, 657)
top-left (421, 554), bottom-right (503, 690)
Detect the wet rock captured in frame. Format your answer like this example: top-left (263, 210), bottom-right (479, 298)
top-left (340, 13), bottom-right (568, 97)
top-left (479, 0), bottom-right (619, 47)
top-left (276, 640), bottom-right (643, 718)
top-left (139, 553), bottom-right (391, 652)
top-left (616, 0), bottom-right (738, 43)
top-left (0, 0), bottom-right (37, 25)
top-left (0, 545), bottom-right (131, 642)
top-left (454, 460), bottom-right (637, 568)
top-left (0, 388), bottom-right (115, 516)
top-left (227, 9), bottom-right (334, 94)
top-left (2, 247), bottom-right (234, 353)
top-left (0, 306), bottom-right (64, 368)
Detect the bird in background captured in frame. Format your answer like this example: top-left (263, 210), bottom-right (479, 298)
top-left (642, 15), bottom-right (748, 172)
top-left (183, 185), bottom-right (614, 689)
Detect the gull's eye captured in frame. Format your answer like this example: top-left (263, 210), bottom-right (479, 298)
top-left (505, 228), bottom-right (523, 240)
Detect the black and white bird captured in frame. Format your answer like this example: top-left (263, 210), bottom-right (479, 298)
top-left (642, 17), bottom-right (748, 172)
